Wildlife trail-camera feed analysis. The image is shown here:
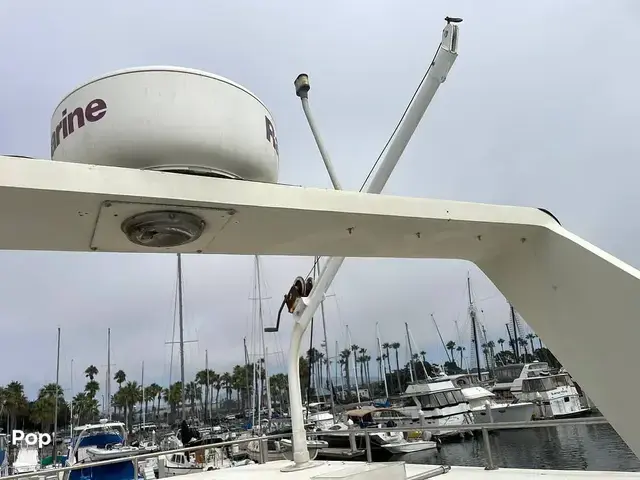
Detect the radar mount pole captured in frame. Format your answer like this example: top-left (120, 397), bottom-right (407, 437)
top-left (282, 17), bottom-right (461, 472)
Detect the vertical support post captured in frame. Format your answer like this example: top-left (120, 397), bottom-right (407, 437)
top-left (364, 431), bottom-right (372, 463)
top-left (132, 458), bottom-right (139, 479)
top-left (481, 428), bottom-right (497, 470)
top-left (484, 401), bottom-right (494, 423)
top-left (348, 425), bottom-right (357, 453)
top-left (260, 438), bottom-right (269, 464)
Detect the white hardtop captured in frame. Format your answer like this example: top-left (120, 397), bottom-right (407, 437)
top-left (73, 421), bottom-right (125, 432)
top-left (522, 362), bottom-right (550, 377)
top-left (461, 386), bottom-right (495, 401)
top-left (404, 380), bottom-right (458, 395)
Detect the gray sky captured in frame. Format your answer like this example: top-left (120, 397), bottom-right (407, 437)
top-left (1, 0), bottom-right (639, 400)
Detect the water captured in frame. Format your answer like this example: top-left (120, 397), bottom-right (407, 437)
top-left (398, 424), bottom-right (640, 472)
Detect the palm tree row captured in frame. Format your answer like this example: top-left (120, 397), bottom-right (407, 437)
top-left (444, 332), bottom-right (561, 372)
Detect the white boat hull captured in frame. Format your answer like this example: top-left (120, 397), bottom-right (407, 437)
top-left (471, 402), bottom-right (535, 424)
top-left (381, 440), bottom-right (438, 454)
top-left (86, 447), bottom-right (138, 462)
top-left (164, 465), bottom-right (204, 476)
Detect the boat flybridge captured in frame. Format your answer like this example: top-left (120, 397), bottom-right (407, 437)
top-left (392, 380), bottom-right (473, 438)
top-left (4, 15), bottom-right (640, 480)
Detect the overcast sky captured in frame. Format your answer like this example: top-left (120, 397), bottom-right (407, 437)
top-left (1, 0), bottom-right (639, 400)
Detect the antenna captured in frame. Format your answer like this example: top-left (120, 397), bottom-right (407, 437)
top-left (294, 74), bottom-right (342, 190)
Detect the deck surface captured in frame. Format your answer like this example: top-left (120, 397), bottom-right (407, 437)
top-left (177, 460), bottom-right (640, 479)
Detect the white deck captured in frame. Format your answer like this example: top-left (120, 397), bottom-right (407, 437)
top-left (177, 460), bottom-right (640, 479)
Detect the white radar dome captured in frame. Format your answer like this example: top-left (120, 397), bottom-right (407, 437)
top-left (50, 66), bottom-right (279, 183)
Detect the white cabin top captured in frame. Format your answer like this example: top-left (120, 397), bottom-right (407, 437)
top-left (403, 380), bottom-right (459, 395)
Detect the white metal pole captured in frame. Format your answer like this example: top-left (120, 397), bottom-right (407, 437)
top-left (141, 361), bottom-right (145, 425)
top-left (346, 325), bottom-right (361, 403)
top-left (376, 323), bottom-right (389, 398)
top-left (285, 20), bottom-right (459, 468)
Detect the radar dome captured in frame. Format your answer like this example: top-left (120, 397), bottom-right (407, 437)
top-left (50, 66), bottom-right (279, 183)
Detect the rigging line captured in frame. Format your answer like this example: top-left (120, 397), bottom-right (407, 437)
top-left (168, 263), bottom-right (179, 386)
top-left (358, 44), bottom-right (441, 193)
top-left (298, 46), bottom-right (442, 282)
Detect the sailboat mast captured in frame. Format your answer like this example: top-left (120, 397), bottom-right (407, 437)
top-left (141, 361), bottom-right (145, 425)
top-left (255, 256), bottom-right (272, 422)
top-left (346, 325), bottom-right (360, 403)
top-left (53, 327), bottom-right (61, 466)
top-left (316, 258), bottom-right (336, 421)
top-left (107, 328), bottom-right (111, 420)
top-left (243, 337), bottom-right (249, 414)
top-left (335, 340), bottom-right (342, 393)
top-left (205, 350), bottom-right (210, 424)
top-left (70, 359), bottom-right (74, 435)
top-left (430, 313), bottom-right (451, 362)
top-left (177, 253), bottom-right (187, 421)
top-left (375, 323), bottom-right (389, 398)
top-left (407, 325), bottom-right (429, 379)
top-left (467, 275), bottom-right (482, 380)
top-left (510, 303), bottom-right (520, 360)
top-left (404, 322), bottom-right (415, 381)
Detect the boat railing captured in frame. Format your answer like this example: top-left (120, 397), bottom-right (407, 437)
top-left (0, 416), bottom-right (611, 478)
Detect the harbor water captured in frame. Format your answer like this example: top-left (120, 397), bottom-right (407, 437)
top-left (398, 423), bottom-right (640, 472)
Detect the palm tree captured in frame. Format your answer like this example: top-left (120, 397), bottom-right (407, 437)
top-left (84, 380), bottom-right (100, 399)
top-left (419, 350), bottom-right (427, 363)
top-left (382, 343), bottom-right (393, 379)
top-left (340, 349), bottom-right (352, 395)
top-left (497, 338), bottom-right (506, 352)
top-left (143, 385), bottom-right (156, 420)
top-left (358, 348), bottom-right (367, 384)
top-left (31, 383), bottom-right (65, 431)
top-left (481, 344), bottom-right (490, 371)
top-left (4, 381), bottom-right (27, 432)
top-left (350, 344), bottom-right (359, 387)
top-left (84, 365), bottom-right (99, 381)
top-left (526, 333), bottom-right (536, 355)
top-left (146, 383), bottom-right (162, 420)
top-left (456, 345), bottom-right (465, 369)
top-left (73, 392), bottom-right (99, 425)
top-left (163, 382), bottom-right (182, 420)
top-left (114, 370), bottom-right (126, 389)
top-left (391, 342), bottom-right (401, 391)
top-left (518, 337), bottom-right (529, 362)
top-left (270, 373), bottom-right (288, 412)
top-left (486, 340), bottom-right (496, 370)
top-left (121, 381), bottom-right (142, 432)
top-left (445, 341), bottom-right (457, 365)
top-left (195, 369), bottom-right (214, 422)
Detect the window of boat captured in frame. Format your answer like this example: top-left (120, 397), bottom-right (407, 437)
top-left (434, 392), bottom-right (449, 406)
top-left (401, 396), bottom-right (417, 407)
top-left (494, 365), bottom-right (524, 382)
top-left (444, 391), bottom-right (457, 404)
top-left (418, 394), bottom-right (436, 408)
top-left (551, 376), bottom-right (570, 387)
top-left (523, 378), bottom-right (546, 392)
top-left (452, 390), bottom-right (466, 403)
